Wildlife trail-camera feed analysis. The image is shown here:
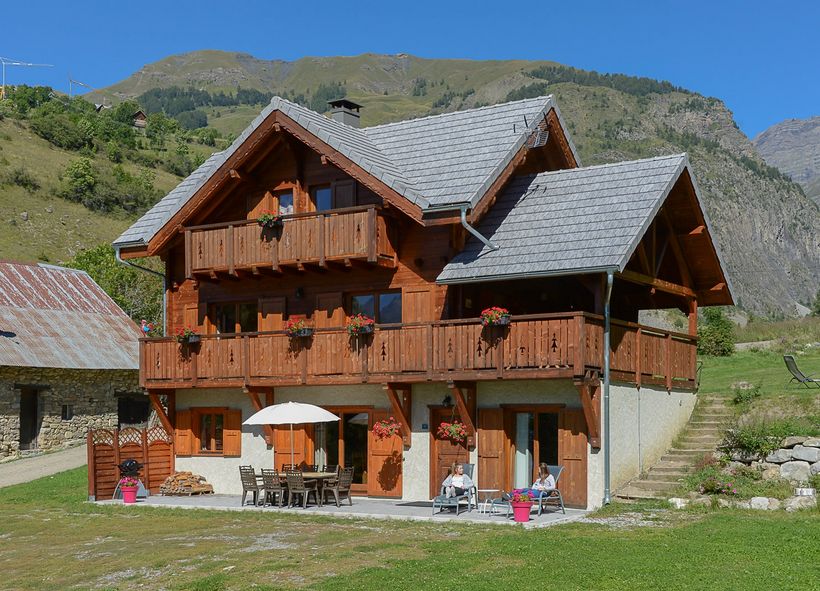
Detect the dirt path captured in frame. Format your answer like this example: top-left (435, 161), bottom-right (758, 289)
top-left (0, 445), bottom-right (86, 488)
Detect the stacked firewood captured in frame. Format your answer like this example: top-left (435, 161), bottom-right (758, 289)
top-left (160, 471), bottom-right (214, 496)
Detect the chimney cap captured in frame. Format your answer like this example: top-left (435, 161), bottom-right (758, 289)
top-left (328, 98), bottom-right (362, 112)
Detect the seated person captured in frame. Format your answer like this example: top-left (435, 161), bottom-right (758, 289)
top-left (503, 464), bottom-right (556, 499)
top-left (441, 462), bottom-right (474, 498)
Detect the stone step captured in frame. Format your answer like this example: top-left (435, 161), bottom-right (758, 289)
top-left (629, 479), bottom-right (680, 491)
top-left (687, 426), bottom-right (723, 434)
top-left (678, 436), bottom-right (722, 445)
top-left (676, 441), bottom-right (721, 450)
top-left (689, 420), bottom-right (730, 427)
top-left (644, 472), bottom-right (688, 482)
top-left (651, 465), bottom-right (693, 474)
top-left (615, 487), bottom-right (663, 501)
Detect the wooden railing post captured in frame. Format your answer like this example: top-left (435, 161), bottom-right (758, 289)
top-left (574, 314), bottom-right (586, 376)
top-left (227, 224), bottom-right (235, 275)
top-left (635, 327), bottom-right (642, 388)
top-left (426, 324), bottom-right (434, 379)
top-left (367, 206), bottom-right (377, 262)
top-left (242, 336), bottom-right (250, 385)
top-left (665, 333), bottom-right (672, 391)
top-left (184, 230), bottom-right (193, 279)
top-left (190, 345), bottom-right (198, 386)
top-left (318, 214), bottom-right (327, 268)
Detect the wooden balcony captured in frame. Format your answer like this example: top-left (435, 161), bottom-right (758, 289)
top-left (140, 313), bottom-right (697, 390)
top-left (184, 205), bottom-right (396, 278)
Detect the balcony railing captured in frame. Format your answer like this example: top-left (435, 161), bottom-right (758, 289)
top-left (183, 205), bottom-right (396, 277)
top-left (140, 313), bottom-right (697, 390)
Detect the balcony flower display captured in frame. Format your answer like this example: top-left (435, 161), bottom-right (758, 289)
top-left (284, 318), bottom-right (314, 339)
top-left (346, 313), bottom-right (375, 336)
top-left (257, 210), bottom-right (284, 229)
top-left (436, 420), bottom-right (468, 443)
top-left (480, 306), bottom-right (511, 327)
top-left (372, 416), bottom-right (402, 440)
top-left (175, 326), bottom-right (200, 344)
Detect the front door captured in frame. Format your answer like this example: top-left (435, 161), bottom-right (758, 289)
top-left (367, 410), bottom-right (402, 497)
top-left (19, 388), bottom-right (40, 450)
top-left (315, 409), bottom-right (370, 494)
top-left (429, 407), bottom-right (469, 499)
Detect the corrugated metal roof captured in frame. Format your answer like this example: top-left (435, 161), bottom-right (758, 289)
top-left (113, 95), bottom-right (573, 249)
top-left (437, 154), bottom-right (726, 285)
top-left (0, 262), bottom-right (140, 370)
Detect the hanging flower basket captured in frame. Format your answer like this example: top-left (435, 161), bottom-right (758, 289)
top-left (257, 210), bottom-right (284, 229)
top-left (480, 306), bottom-right (511, 327)
top-left (373, 416), bottom-right (402, 440)
top-left (175, 327), bottom-right (200, 345)
top-left (284, 318), bottom-right (314, 339)
top-left (437, 421), bottom-right (468, 443)
top-left (346, 314), bottom-right (375, 336)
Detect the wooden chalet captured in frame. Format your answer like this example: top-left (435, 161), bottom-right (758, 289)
top-left (113, 95), bottom-right (733, 508)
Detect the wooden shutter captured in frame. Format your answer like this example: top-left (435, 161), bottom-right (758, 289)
top-left (558, 409), bottom-right (588, 508)
top-left (477, 408), bottom-right (505, 492)
top-left (332, 180), bottom-right (356, 209)
top-left (314, 292), bottom-right (344, 329)
top-left (223, 409), bottom-right (242, 457)
top-left (273, 424), bottom-right (314, 470)
top-left (367, 410), bottom-right (403, 497)
top-left (175, 409), bottom-right (193, 456)
top-left (258, 296), bottom-right (287, 332)
top-left (402, 287), bottom-right (432, 323)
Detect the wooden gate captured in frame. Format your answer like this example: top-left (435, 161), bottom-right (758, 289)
top-left (87, 426), bottom-right (174, 500)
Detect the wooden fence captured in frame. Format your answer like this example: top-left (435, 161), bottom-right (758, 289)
top-left (87, 426), bottom-right (173, 501)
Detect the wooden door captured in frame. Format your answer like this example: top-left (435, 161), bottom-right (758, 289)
top-left (558, 409), bottom-right (588, 508)
top-left (273, 424), bottom-right (314, 470)
top-left (259, 296), bottom-right (286, 332)
top-left (477, 408), bottom-right (504, 493)
top-left (332, 180), bottom-right (356, 209)
top-left (367, 410), bottom-right (403, 497)
top-left (429, 407), bottom-right (469, 499)
top-left (315, 292), bottom-right (344, 328)
top-left (403, 287), bottom-right (432, 323)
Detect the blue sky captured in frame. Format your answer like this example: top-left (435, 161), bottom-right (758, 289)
top-left (3, 1), bottom-right (817, 137)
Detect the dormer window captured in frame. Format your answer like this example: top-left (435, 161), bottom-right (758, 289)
top-left (277, 191), bottom-right (294, 215)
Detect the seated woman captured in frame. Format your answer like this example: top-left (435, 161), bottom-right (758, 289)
top-left (441, 462), bottom-right (474, 498)
top-left (504, 464), bottom-right (555, 499)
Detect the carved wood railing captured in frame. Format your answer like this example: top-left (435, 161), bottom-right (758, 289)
top-left (183, 205), bottom-right (396, 276)
top-left (140, 313), bottom-right (697, 390)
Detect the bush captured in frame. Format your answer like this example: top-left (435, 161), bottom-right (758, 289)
top-left (59, 157), bottom-right (97, 203)
top-left (732, 384), bottom-right (761, 405)
top-left (719, 420), bottom-right (807, 457)
top-left (4, 167), bottom-right (40, 192)
top-left (698, 308), bottom-right (734, 356)
top-left (698, 475), bottom-right (738, 496)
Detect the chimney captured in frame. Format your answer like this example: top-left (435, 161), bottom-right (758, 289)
top-left (328, 98), bottom-right (362, 128)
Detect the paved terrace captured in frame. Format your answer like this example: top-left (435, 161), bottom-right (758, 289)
top-left (97, 494), bottom-right (587, 529)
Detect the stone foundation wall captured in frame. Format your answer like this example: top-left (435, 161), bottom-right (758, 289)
top-left (0, 366), bottom-right (140, 459)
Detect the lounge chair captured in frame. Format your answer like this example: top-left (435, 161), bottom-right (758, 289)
top-left (239, 465), bottom-right (263, 506)
top-left (432, 463), bottom-right (476, 515)
top-left (784, 355), bottom-right (820, 388)
top-left (534, 465), bottom-right (566, 515)
top-left (260, 468), bottom-right (286, 508)
top-left (286, 470), bottom-right (320, 508)
top-left (322, 466), bottom-right (354, 507)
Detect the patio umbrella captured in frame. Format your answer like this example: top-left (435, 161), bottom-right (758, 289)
top-left (243, 401), bottom-right (340, 467)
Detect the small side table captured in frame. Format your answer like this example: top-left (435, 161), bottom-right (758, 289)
top-left (477, 489), bottom-right (500, 513)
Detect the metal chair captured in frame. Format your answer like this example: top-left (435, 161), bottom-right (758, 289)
top-left (260, 468), bottom-right (286, 508)
top-left (784, 355), bottom-right (820, 388)
top-left (286, 470), bottom-right (319, 508)
top-left (535, 465), bottom-right (566, 515)
top-left (239, 465), bottom-right (263, 506)
top-left (322, 466), bottom-right (354, 507)
top-left (281, 463), bottom-right (299, 472)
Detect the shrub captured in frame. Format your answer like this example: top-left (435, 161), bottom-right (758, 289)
top-left (732, 383), bottom-right (761, 405)
top-left (698, 476), bottom-right (737, 496)
top-left (698, 307), bottom-right (734, 356)
top-left (719, 420), bottom-right (806, 457)
top-left (4, 167), bottom-right (40, 192)
top-left (59, 157), bottom-right (97, 204)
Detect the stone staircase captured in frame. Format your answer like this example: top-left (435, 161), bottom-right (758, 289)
top-left (615, 395), bottom-right (734, 501)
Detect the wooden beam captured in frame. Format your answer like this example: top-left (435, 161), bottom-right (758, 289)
top-left (448, 381), bottom-right (476, 447)
top-left (574, 378), bottom-right (601, 448)
top-left (636, 242), bottom-right (652, 276)
top-left (618, 270), bottom-right (696, 299)
top-left (148, 391), bottom-right (174, 436)
top-left (383, 383), bottom-right (412, 447)
top-left (688, 298), bottom-right (698, 337)
top-left (688, 225), bottom-right (706, 235)
top-left (661, 211), bottom-right (693, 288)
top-left (244, 388), bottom-right (274, 446)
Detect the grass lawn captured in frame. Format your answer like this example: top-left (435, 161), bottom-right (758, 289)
top-left (0, 469), bottom-right (817, 590)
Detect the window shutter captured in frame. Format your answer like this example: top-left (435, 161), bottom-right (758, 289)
top-left (332, 180), bottom-right (356, 209)
top-left (223, 409), bottom-right (243, 457)
top-left (175, 409), bottom-right (193, 456)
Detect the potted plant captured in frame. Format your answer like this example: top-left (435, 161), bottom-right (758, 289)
top-left (373, 416), bottom-right (402, 440)
top-left (436, 420), bottom-right (468, 444)
top-left (119, 476), bottom-right (139, 504)
top-left (346, 314), bottom-right (375, 336)
top-left (510, 490), bottom-right (535, 523)
top-left (480, 306), bottom-right (511, 327)
top-left (284, 318), bottom-right (314, 339)
top-left (257, 210), bottom-right (284, 229)
top-left (175, 327), bottom-right (200, 345)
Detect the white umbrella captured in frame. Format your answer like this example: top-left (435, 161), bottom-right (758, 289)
top-left (243, 402), bottom-right (340, 467)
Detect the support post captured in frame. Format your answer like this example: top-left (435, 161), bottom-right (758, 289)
top-left (448, 381), bottom-right (476, 448)
top-left (383, 383), bottom-right (413, 447)
top-left (245, 388), bottom-right (274, 446)
top-left (148, 390), bottom-right (174, 436)
top-left (575, 376), bottom-right (601, 448)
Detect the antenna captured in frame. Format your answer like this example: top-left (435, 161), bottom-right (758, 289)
top-left (0, 56), bottom-right (53, 99)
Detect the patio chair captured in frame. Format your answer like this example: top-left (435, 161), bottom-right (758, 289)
top-left (463, 463), bottom-right (479, 510)
top-left (260, 468), bottom-right (286, 508)
top-left (534, 465), bottom-right (566, 516)
top-left (282, 463), bottom-right (299, 472)
top-left (784, 355), bottom-right (820, 388)
top-left (433, 464), bottom-right (475, 516)
top-left (239, 465), bottom-right (263, 506)
top-left (322, 466), bottom-right (354, 507)
top-left (286, 470), bottom-right (320, 508)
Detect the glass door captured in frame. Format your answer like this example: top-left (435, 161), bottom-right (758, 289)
top-left (513, 413), bottom-right (534, 488)
top-left (314, 409), bottom-right (369, 493)
top-left (509, 409), bottom-right (559, 489)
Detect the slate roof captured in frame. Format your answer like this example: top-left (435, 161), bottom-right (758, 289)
top-left (0, 262), bottom-right (140, 370)
top-left (437, 154), bottom-right (720, 284)
top-left (114, 95), bottom-right (576, 249)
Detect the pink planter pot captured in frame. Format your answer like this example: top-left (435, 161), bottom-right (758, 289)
top-left (512, 501), bottom-right (533, 523)
top-left (121, 486), bottom-right (138, 504)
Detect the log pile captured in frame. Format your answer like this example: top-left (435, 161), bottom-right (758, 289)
top-left (160, 471), bottom-right (214, 496)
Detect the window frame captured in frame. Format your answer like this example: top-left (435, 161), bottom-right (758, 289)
top-left (209, 300), bottom-right (258, 334)
top-left (310, 185), bottom-right (333, 212)
top-left (347, 290), bottom-right (402, 325)
top-left (191, 407), bottom-right (229, 456)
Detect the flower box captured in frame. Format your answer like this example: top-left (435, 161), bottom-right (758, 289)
top-left (346, 314), bottom-right (375, 336)
top-left (175, 327), bottom-right (200, 345)
top-left (257, 210), bottom-right (284, 229)
top-left (480, 306), bottom-right (511, 327)
top-left (284, 318), bottom-right (314, 339)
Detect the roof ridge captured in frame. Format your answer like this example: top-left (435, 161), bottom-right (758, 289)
top-left (525, 153), bottom-right (688, 180)
top-left (362, 95), bottom-right (555, 130)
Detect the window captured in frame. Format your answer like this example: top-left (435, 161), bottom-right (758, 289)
top-left (350, 291), bottom-right (402, 324)
top-left (199, 411), bottom-right (224, 454)
top-left (212, 301), bottom-right (258, 334)
top-left (176, 407), bottom-right (242, 457)
top-left (312, 186), bottom-right (332, 211)
top-left (61, 405), bottom-right (74, 421)
top-left (277, 191), bottom-right (294, 216)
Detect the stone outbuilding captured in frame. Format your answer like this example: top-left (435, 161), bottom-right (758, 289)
top-left (0, 261), bottom-right (142, 459)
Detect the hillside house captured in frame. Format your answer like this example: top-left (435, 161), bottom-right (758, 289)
top-left (0, 262), bottom-right (143, 458)
top-left (113, 95), bottom-right (733, 508)
top-left (132, 110), bottom-right (147, 129)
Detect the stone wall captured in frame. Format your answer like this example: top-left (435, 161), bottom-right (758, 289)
top-left (0, 366), bottom-right (140, 459)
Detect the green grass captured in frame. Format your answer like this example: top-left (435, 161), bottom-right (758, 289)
top-left (0, 468), bottom-right (817, 590)
top-left (735, 316), bottom-right (820, 346)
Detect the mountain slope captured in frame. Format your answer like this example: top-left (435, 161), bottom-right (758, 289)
top-left (753, 116), bottom-right (820, 206)
top-left (58, 52), bottom-right (820, 315)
